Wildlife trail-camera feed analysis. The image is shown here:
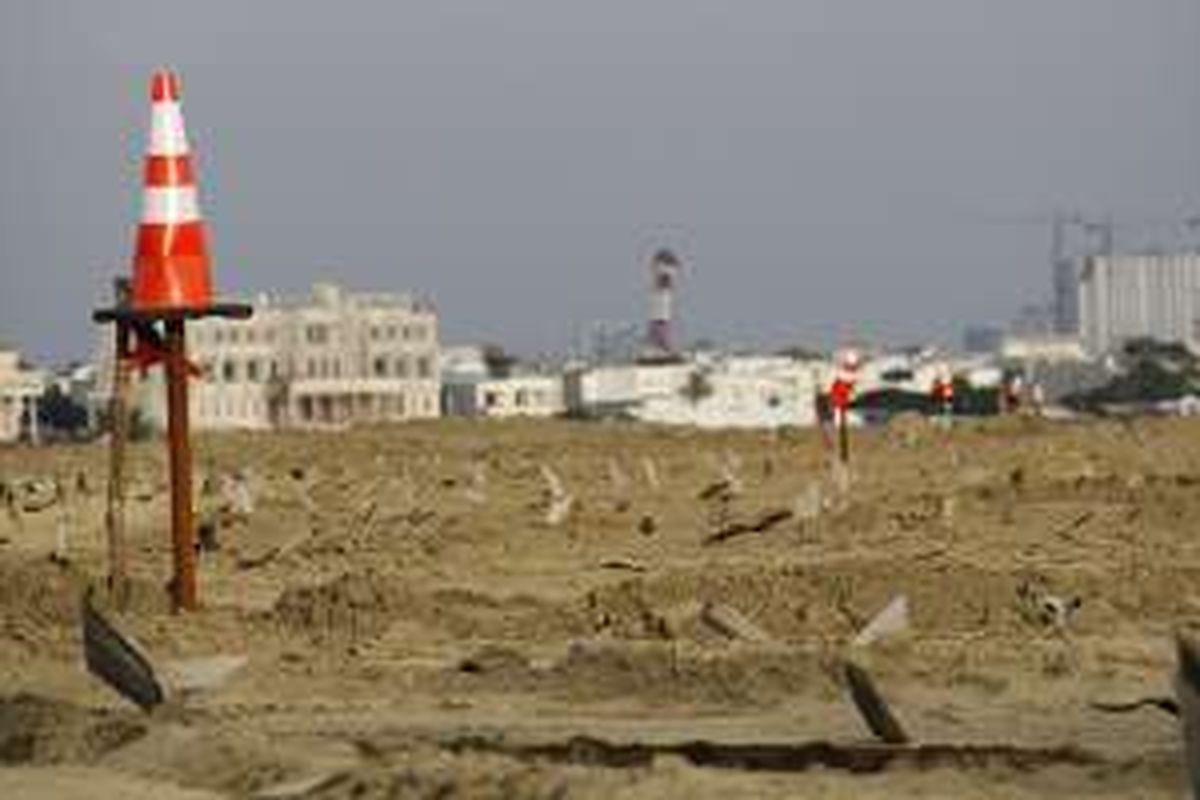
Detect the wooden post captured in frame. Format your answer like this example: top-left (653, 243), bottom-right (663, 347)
top-left (105, 280), bottom-right (132, 606)
top-left (164, 319), bottom-right (197, 612)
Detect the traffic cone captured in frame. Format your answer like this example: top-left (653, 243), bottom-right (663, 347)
top-left (130, 70), bottom-right (214, 311)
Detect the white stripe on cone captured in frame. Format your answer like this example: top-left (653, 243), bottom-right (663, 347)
top-left (141, 186), bottom-right (201, 224)
top-left (150, 102), bottom-right (190, 156)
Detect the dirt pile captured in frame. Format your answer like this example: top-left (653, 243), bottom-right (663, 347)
top-left (0, 693), bottom-right (145, 766)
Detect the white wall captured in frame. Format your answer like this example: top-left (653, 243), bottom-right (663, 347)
top-left (444, 374), bottom-right (564, 418)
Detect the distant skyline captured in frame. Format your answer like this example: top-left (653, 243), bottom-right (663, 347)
top-left (2, 1), bottom-right (1198, 363)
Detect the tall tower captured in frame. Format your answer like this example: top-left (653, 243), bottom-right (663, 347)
top-left (646, 248), bottom-right (682, 354)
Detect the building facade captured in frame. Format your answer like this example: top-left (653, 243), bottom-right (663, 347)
top-left (1000, 334), bottom-right (1089, 364)
top-left (99, 282), bottom-right (440, 431)
top-left (0, 349), bottom-right (45, 444)
top-left (566, 355), bottom-right (827, 429)
top-left (441, 345), bottom-right (566, 419)
top-left (1078, 253), bottom-right (1200, 354)
top-left (443, 374), bottom-right (565, 419)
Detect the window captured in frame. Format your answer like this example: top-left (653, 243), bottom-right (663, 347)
top-left (307, 359), bottom-right (317, 378)
top-left (246, 360), bottom-right (260, 382)
top-left (374, 357), bottom-right (388, 377)
top-left (416, 356), bottom-right (432, 379)
top-left (229, 328), bottom-right (240, 345)
top-left (223, 360), bottom-right (237, 383)
top-left (305, 325), bottom-right (329, 345)
top-left (395, 357), bottom-right (409, 378)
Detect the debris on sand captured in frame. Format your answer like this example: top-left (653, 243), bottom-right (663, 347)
top-left (251, 772), bottom-right (346, 799)
top-left (539, 464), bottom-right (574, 526)
top-left (222, 470), bottom-right (255, 521)
top-left (1176, 633), bottom-right (1200, 799)
top-left (19, 478), bottom-right (59, 514)
top-left (606, 458), bottom-right (630, 497)
top-left (598, 558), bottom-right (647, 573)
top-left (463, 461), bottom-right (488, 505)
top-left (697, 478), bottom-right (736, 503)
top-left (640, 456), bottom-right (661, 492)
top-left (161, 655), bottom-right (248, 696)
top-left (456, 644), bottom-right (531, 677)
top-left (81, 593), bottom-right (164, 712)
top-left (1090, 696), bottom-right (1179, 717)
top-left (852, 594), bottom-right (910, 648)
top-left (1016, 577), bottom-right (1081, 632)
top-left (2, 480), bottom-right (21, 530)
top-left (843, 659), bottom-right (910, 744)
top-left (793, 482), bottom-right (823, 524)
top-left (699, 601), bottom-right (772, 644)
top-left (703, 508), bottom-right (794, 545)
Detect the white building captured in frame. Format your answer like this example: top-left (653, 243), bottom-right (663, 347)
top-left (0, 348), bottom-right (45, 444)
top-left (566, 355), bottom-right (828, 429)
top-left (444, 373), bottom-right (565, 419)
top-left (565, 361), bottom-right (694, 419)
top-left (441, 345), bottom-right (565, 419)
top-left (1000, 334), bottom-right (1089, 364)
top-left (1078, 253), bottom-right (1200, 354)
top-left (98, 282), bottom-right (440, 431)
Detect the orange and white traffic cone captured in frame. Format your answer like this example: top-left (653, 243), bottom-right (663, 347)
top-left (130, 70), bottom-right (214, 311)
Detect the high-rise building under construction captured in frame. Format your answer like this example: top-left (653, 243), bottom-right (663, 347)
top-left (1078, 252), bottom-right (1200, 354)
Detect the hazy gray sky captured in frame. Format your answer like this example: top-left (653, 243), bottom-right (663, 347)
top-left (2, 0), bottom-right (1197, 363)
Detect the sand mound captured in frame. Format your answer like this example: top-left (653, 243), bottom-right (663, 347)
top-left (273, 569), bottom-right (406, 643)
top-left (0, 560), bottom-right (82, 627)
top-left (0, 693), bottom-right (145, 766)
top-left (274, 571), bottom-right (584, 644)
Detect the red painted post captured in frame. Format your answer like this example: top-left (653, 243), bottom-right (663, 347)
top-left (164, 319), bottom-right (197, 611)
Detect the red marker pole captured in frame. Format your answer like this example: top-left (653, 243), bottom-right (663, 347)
top-left (932, 373), bottom-right (954, 429)
top-left (831, 377), bottom-right (853, 465)
top-left (164, 319), bottom-right (197, 611)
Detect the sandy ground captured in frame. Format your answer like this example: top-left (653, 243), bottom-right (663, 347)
top-left (1, 415), bottom-right (1198, 798)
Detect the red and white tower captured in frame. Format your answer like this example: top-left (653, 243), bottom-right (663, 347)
top-left (647, 248), bottom-right (682, 354)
